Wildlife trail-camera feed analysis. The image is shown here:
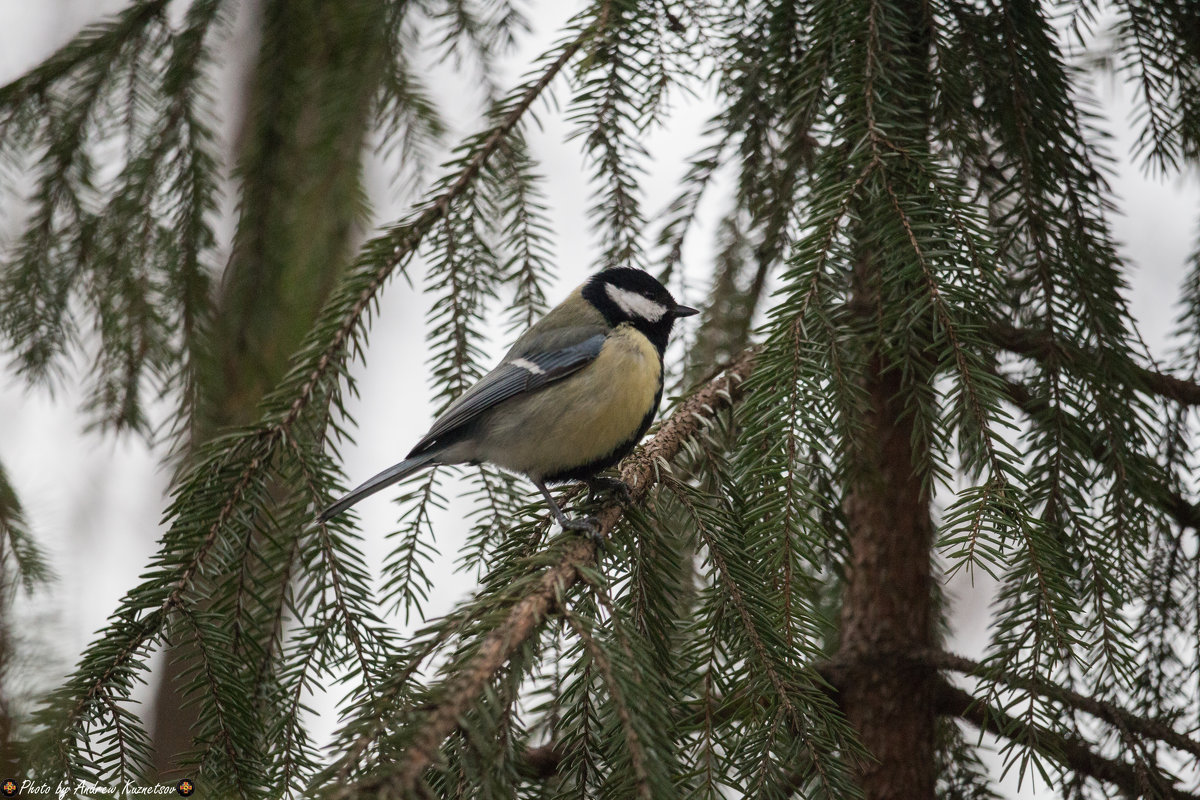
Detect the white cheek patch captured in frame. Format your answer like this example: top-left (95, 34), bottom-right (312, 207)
top-left (605, 284), bottom-right (668, 322)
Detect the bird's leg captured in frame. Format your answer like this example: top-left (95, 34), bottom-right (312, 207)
top-left (534, 478), bottom-right (600, 537)
top-left (585, 476), bottom-right (633, 506)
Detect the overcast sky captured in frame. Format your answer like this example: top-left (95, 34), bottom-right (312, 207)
top-left (1, 1), bottom-right (1197, 796)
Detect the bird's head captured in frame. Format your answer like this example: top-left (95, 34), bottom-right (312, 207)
top-left (583, 267), bottom-right (698, 353)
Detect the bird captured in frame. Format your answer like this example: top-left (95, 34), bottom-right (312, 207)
top-left (318, 267), bottom-right (698, 531)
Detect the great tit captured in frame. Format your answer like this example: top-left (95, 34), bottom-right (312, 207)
top-left (319, 267), bottom-right (698, 530)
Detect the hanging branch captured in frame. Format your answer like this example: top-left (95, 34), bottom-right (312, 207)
top-left (921, 650), bottom-right (1200, 761)
top-left (331, 348), bottom-right (757, 799)
top-left (561, 609), bottom-right (652, 799)
top-left (993, 324), bottom-right (1200, 407)
top-left (999, 375), bottom-right (1200, 532)
top-left (522, 642), bottom-right (1200, 786)
top-left (0, 0), bottom-right (170, 111)
top-left (285, 24), bottom-right (597, 432)
top-left (38, 19), bottom-right (597, 775)
top-left (936, 681), bottom-right (1199, 800)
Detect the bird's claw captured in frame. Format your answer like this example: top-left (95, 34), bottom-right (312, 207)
top-left (561, 515), bottom-right (607, 552)
top-left (561, 515), bottom-right (598, 533)
top-left (586, 477), bottom-right (633, 506)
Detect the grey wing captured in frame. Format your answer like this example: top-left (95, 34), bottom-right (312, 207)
top-left (409, 332), bottom-right (607, 455)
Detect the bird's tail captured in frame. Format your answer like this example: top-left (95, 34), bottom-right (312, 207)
top-left (318, 452), bottom-right (439, 523)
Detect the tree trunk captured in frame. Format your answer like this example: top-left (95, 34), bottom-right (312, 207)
top-left (199, 0), bottom-right (388, 432)
top-left (151, 0), bottom-right (388, 775)
top-left (836, 1), bottom-right (936, 796)
top-left (838, 351), bottom-right (936, 799)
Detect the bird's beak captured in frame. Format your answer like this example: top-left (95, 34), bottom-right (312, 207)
top-left (672, 304), bottom-right (699, 318)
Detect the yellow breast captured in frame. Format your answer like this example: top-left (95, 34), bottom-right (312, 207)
top-left (478, 324), bottom-right (662, 479)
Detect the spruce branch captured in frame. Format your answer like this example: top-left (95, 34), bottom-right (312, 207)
top-left (561, 609), bottom-right (652, 799)
top-left (64, 436), bottom-right (267, 732)
top-left (97, 693), bottom-right (139, 786)
top-left (0, 459), bottom-right (52, 592)
top-left (527, 650), bottom-right (1200, 791)
top-left (315, 500), bottom-right (379, 699)
top-left (250, 534), bottom-right (299, 698)
top-left (922, 650), bottom-right (1200, 761)
top-left (654, 130), bottom-right (729, 284)
top-left (0, 0), bottom-right (225, 431)
top-left (881, 175), bottom-right (1011, 482)
top-left (999, 374), bottom-right (1200, 532)
top-left (286, 22), bottom-right (595, 434)
top-left (1120, 2), bottom-right (1177, 172)
top-left (175, 604), bottom-right (255, 797)
top-left (681, 484), bottom-right (849, 798)
top-left (937, 680), bottom-right (1198, 800)
top-left (993, 324), bottom-right (1200, 407)
top-left (9, 1), bottom-right (1200, 794)
top-left (37, 20), bottom-right (595, 779)
top-left (331, 348), bottom-right (757, 798)
top-left (0, 0), bottom-right (170, 110)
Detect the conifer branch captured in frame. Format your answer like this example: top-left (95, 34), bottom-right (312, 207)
top-left (176, 605), bottom-right (252, 798)
top-left (332, 348), bottom-right (757, 798)
top-left (561, 610), bottom-right (651, 799)
top-left (50, 20), bottom-right (595, 769)
top-left (937, 680), bottom-right (1199, 800)
top-left (285, 23), bottom-right (595, 432)
top-left (922, 650), bottom-right (1200, 760)
top-left (882, 176), bottom-right (1008, 480)
top-left (66, 438), bottom-right (265, 732)
top-left (993, 324), bottom-right (1200, 407)
top-left (0, 0), bottom-right (170, 109)
top-left (8, 1), bottom-right (1199, 793)
top-left (525, 643), bottom-right (1200, 785)
top-left (999, 375), bottom-right (1200, 532)
top-left (686, 490), bottom-right (844, 796)
top-left (98, 694), bottom-right (134, 786)
top-left (0, 459), bottom-right (51, 591)
top-left (252, 535), bottom-right (299, 697)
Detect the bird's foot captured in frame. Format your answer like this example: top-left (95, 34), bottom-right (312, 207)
top-left (560, 514), bottom-right (598, 533)
top-left (586, 477), bottom-right (633, 506)
top-left (559, 514), bottom-right (607, 551)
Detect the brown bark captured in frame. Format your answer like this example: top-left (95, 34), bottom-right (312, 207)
top-left (837, 352), bottom-right (937, 799)
top-left (937, 682), bottom-right (1199, 800)
top-left (992, 323), bottom-right (1200, 407)
top-left (834, 0), bottom-right (937, 792)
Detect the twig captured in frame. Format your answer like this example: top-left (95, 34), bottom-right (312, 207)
top-left (999, 374), bottom-right (1200, 532)
top-left (0, 0), bottom-right (170, 108)
top-left (561, 610), bottom-right (651, 799)
top-left (520, 647), bottom-right (1200, 786)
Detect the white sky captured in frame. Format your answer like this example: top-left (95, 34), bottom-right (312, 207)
top-left (0, 1), bottom-right (1196, 797)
